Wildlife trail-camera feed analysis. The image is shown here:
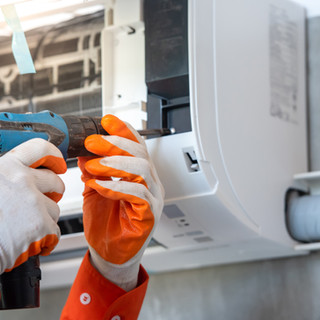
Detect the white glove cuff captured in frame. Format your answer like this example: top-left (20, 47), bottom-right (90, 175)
top-left (88, 246), bottom-right (141, 292)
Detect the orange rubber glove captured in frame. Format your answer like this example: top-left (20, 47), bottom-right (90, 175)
top-left (78, 115), bottom-right (164, 291)
top-left (0, 138), bottom-right (67, 273)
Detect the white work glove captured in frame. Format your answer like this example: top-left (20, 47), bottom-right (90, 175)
top-left (78, 114), bottom-right (164, 291)
top-left (0, 138), bottom-right (66, 274)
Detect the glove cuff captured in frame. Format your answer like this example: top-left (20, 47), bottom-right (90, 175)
top-left (88, 246), bottom-right (141, 292)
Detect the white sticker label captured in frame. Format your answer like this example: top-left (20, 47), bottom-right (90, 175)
top-left (269, 4), bottom-right (299, 124)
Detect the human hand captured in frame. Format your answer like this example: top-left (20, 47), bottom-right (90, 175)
top-left (0, 138), bottom-right (67, 273)
top-left (78, 115), bottom-right (164, 291)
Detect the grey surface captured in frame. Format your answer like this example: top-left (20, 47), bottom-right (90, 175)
top-left (0, 288), bottom-right (69, 320)
top-left (139, 253), bottom-right (320, 320)
top-left (2, 252), bottom-right (320, 319)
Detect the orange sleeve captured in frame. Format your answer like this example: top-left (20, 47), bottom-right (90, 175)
top-left (60, 251), bottom-right (149, 320)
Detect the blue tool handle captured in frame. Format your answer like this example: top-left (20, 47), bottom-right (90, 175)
top-left (0, 111), bottom-right (69, 159)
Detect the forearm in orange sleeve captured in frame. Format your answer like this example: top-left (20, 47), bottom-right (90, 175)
top-left (60, 251), bottom-right (149, 320)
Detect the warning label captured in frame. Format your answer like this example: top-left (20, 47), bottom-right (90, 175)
top-left (269, 4), bottom-right (299, 124)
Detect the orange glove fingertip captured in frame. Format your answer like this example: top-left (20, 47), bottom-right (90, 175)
top-left (101, 114), bottom-right (138, 142)
top-left (30, 155), bottom-right (67, 174)
top-left (84, 134), bottom-right (100, 148)
top-left (84, 134), bottom-right (109, 156)
top-left (44, 191), bottom-right (63, 203)
top-left (101, 114), bottom-right (120, 133)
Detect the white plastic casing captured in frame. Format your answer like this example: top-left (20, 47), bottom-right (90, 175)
top-left (143, 0), bottom-right (308, 272)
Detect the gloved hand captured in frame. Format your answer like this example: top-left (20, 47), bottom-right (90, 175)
top-left (0, 138), bottom-right (67, 274)
top-left (78, 115), bottom-right (164, 291)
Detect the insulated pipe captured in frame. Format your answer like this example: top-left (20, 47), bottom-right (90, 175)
top-left (287, 195), bottom-right (320, 242)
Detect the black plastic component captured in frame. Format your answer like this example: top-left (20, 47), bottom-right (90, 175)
top-left (62, 115), bottom-right (107, 158)
top-left (144, 0), bottom-right (189, 99)
top-left (162, 97), bottom-right (191, 133)
top-left (58, 213), bottom-right (84, 235)
top-left (144, 0), bottom-right (191, 136)
top-left (0, 256), bottom-right (41, 309)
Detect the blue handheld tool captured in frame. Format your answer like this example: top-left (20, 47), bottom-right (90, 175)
top-left (0, 110), bottom-right (107, 159)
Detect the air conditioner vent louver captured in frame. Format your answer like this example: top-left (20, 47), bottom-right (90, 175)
top-left (0, 11), bottom-right (104, 117)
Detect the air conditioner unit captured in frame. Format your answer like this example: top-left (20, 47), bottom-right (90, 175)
top-left (40, 0), bottom-right (310, 289)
